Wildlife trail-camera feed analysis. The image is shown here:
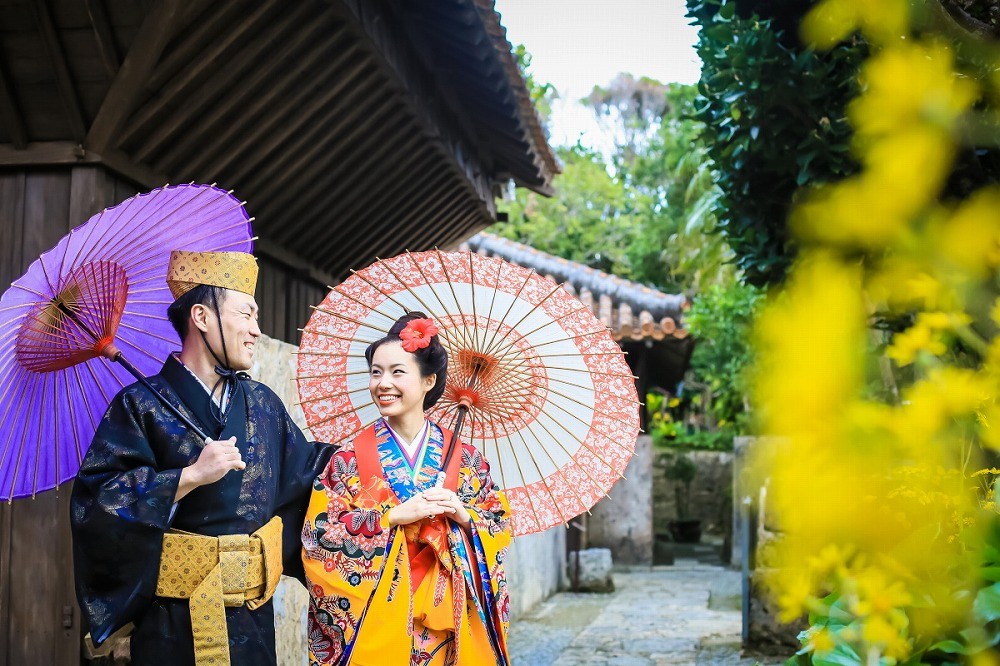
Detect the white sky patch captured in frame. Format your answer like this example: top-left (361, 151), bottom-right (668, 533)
top-left (494, 0), bottom-right (702, 151)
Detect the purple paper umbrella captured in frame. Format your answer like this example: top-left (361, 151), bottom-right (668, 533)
top-left (0, 183), bottom-right (254, 500)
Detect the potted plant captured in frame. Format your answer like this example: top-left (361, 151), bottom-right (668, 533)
top-left (664, 452), bottom-right (702, 543)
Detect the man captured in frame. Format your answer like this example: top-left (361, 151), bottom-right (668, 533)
top-left (71, 250), bottom-right (334, 665)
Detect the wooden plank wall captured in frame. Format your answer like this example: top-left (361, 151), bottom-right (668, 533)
top-left (0, 165), bottom-right (137, 666)
top-left (0, 165), bottom-right (327, 666)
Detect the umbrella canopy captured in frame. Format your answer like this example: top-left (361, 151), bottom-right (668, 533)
top-left (0, 183), bottom-right (254, 500)
top-left (297, 250), bottom-right (641, 536)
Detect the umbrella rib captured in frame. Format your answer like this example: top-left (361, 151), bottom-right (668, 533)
top-left (526, 416), bottom-right (607, 502)
top-left (116, 322), bottom-right (178, 345)
top-left (466, 252), bottom-right (480, 358)
top-left (115, 334), bottom-right (173, 365)
top-left (0, 366), bottom-right (31, 499)
top-left (7, 371), bottom-right (41, 499)
top-left (431, 249), bottom-right (473, 352)
top-left (296, 385), bottom-right (369, 409)
top-left (477, 256), bottom-right (510, 356)
top-left (35, 371), bottom-right (53, 497)
top-left (374, 257), bottom-right (456, 348)
top-left (449, 403), bottom-right (503, 492)
top-left (405, 251), bottom-right (467, 351)
top-left (344, 268), bottom-right (414, 326)
top-left (84, 355), bottom-right (118, 406)
top-left (67, 363), bottom-right (88, 465)
top-left (529, 403), bottom-right (628, 479)
top-left (90, 189), bottom-right (242, 267)
top-left (82, 187), bottom-right (215, 265)
top-left (502, 416), bottom-right (552, 526)
top-left (298, 330), bottom-right (380, 345)
top-left (298, 368), bottom-right (370, 380)
top-left (482, 280), bottom-right (565, 360)
top-left (487, 307), bottom-right (599, 363)
top-left (0, 302), bottom-right (35, 315)
top-left (478, 402), bottom-right (539, 510)
top-left (480, 262), bottom-right (537, 358)
top-left (513, 420), bottom-right (581, 523)
top-left (310, 305), bottom-right (390, 335)
top-left (328, 284), bottom-right (402, 329)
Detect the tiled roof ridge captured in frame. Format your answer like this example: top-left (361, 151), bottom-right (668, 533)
top-left (462, 232), bottom-right (690, 343)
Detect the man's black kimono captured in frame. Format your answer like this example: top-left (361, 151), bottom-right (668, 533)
top-left (70, 354), bottom-right (334, 665)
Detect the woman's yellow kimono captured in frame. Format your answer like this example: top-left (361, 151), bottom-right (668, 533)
top-left (302, 418), bottom-right (512, 665)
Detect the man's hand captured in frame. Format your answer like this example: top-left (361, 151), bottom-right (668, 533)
top-left (175, 437), bottom-right (245, 501)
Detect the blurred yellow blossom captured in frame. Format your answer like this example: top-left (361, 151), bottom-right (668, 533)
top-left (800, 0), bottom-right (908, 49)
top-left (849, 43), bottom-right (977, 139)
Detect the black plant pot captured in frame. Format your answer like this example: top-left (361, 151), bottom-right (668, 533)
top-left (668, 519), bottom-right (702, 543)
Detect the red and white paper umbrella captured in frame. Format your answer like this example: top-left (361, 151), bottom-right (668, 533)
top-left (296, 250), bottom-right (640, 536)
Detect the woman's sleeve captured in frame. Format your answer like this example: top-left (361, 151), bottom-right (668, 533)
top-left (458, 444), bottom-right (513, 630)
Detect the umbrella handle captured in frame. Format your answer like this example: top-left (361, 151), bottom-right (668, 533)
top-left (112, 352), bottom-right (211, 443)
top-left (436, 405), bottom-right (468, 488)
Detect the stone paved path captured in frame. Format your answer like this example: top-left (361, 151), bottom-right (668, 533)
top-left (508, 560), bottom-right (789, 665)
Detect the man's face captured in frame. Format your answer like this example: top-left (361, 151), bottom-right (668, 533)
top-left (198, 290), bottom-right (261, 371)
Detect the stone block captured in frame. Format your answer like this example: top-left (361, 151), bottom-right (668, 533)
top-left (568, 547), bottom-right (615, 592)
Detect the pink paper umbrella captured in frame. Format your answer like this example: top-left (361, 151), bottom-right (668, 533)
top-left (296, 250), bottom-right (641, 536)
top-left (0, 183), bottom-right (254, 500)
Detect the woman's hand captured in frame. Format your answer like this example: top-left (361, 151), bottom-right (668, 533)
top-left (387, 492), bottom-right (457, 526)
top-left (421, 488), bottom-right (472, 529)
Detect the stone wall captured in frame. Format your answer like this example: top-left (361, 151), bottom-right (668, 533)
top-left (506, 526), bottom-right (568, 620)
top-left (251, 335), bottom-right (567, 662)
top-left (588, 435), bottom-right (653, 565)
top-left (249, 335), bottom-right (312, 666)
top-left (652, 449), bottom-right (733, 539)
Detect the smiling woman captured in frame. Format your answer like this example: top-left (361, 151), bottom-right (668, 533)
top-left (302, 312), bottom-right (513, 666)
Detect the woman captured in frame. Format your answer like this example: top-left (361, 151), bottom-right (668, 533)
top-left (302, 312), bottom-right (512, 666)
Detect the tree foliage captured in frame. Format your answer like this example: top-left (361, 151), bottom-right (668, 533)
top-left (687, 0), bottom-right (864, 287)
top-left (499, 50), bottom-right (735, 293)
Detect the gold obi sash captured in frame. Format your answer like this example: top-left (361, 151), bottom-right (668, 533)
top-left (155, 516), bottom-right (283, 665)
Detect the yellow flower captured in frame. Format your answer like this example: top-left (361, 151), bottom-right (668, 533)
top-left (936, 189), bottom-right (1000, 277)
top-left (804, 626), bottom-right (836, 654)
top-left (853, 570), bottom-right (912, 617)
top-left (862, 613), bottom-right (902, 646)
top-left (886, 323), bottom-right (945, 366)
top-left (801, 0), bottom-right (908, 49)
top-left (850, 43), bottom-right (977, 139)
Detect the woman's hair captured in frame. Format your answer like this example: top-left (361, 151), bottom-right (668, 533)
top-left (365, 311), bottom-right (448, 410)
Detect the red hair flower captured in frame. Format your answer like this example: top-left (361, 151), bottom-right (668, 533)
top-left (399, 318), bottom-right (439, 352)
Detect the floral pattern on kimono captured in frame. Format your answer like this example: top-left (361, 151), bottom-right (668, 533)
top-left (302, 419), bottom-right (511, 666)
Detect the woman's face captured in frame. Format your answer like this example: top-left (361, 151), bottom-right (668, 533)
top-left (369, 341), bottom-right (436, 420)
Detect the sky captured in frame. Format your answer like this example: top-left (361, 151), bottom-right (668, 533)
top-left (493, 0), bottom-right (702, 150)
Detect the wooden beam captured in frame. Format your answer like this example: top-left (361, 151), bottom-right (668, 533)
top-left (0, 142), bottom-right (97, 166)
top-left (95, 148), bottom-right (168, 189)
top-left (311, 158), bottom-right (451, 267)
top-left (246, 91), bottom-right (402, 224)
top-left (120, 0), bottom-right (282, 149)
top-left (267, 113), bottom-right (419, 240)
top-left (142, 0), bottom-right (250, 92)
top-left (86, 0), bottom-right (185, 153)
top-left (253, 237), bottom-right (337, 289)
top-left (154, 29), bottom-right (352, 175)
top-left (131, 1), bottom-right (310, 164)
top-left (273, 121), bottom-right (432, 244)
top-left (28, 0), bottom-right (88, 142)
top-left (0, 57), bottom-right (28, 149)
top-left (85, 0), bottom-right (120, 78)
top-left (257, 112), bottom-right (416, 238)
top-left (332, 0), bottom-right (494, 207)
top-left (197, 58), bottom-right (372, 183)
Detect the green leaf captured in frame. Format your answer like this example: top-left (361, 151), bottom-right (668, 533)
top-left (974, 583), bottom-right (1000, 623)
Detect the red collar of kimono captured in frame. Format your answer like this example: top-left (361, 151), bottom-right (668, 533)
top-left (354, 421), bottom-right (462, 492)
